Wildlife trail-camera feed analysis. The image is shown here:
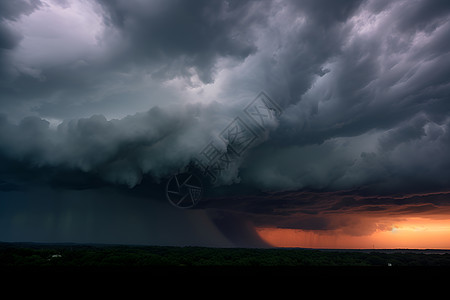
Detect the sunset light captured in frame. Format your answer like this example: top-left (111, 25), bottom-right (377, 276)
top-left (256, 217), bottom-right (450, 249)
top-left (1, 0), bottom-right (450, 259)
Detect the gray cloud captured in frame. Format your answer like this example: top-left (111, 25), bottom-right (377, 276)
top-left (1, 0), bottom-right (450, 246)
top-left (97, 0), bottom-right (264, 84)
top-left (200, 189), bottom-right (450, 236)
top-left (0, 105), bottom-right (204, 188)
top-left (1, 0), bottom-right (449, 195)
top-left (0, 0), bottom-right (42, 21)
top-left (289, 0), bottom-right (363, 25)
top-left (0, 0), bottom-right (42, 81)
top-left (240, 114), bottom-right (450, 194)
top-left (224, 0), bottom-right (450, 194)
top-left (0, 97), bottom-right (261, 190)
top-left (0, 0), bottom-right (268, 121)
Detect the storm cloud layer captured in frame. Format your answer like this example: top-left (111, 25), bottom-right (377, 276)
top-left (1, 0), bottom-right (450, 246)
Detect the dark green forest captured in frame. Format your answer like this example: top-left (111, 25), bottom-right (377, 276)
top-left (2, 242), bottom-right (450, 269)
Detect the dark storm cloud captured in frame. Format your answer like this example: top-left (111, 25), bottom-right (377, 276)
top-left (0, 0), bottom-right (449, 195)
top-left (201, 189), bottom-right (450, 235)
top-left (0, 0), bottom-right (449, 193)
top-left (226, 0), bottom-right (450, 195)
top-left (0, 104), bottom-right (215, 188)
top-left (289, 0), bottom-right (363, 25)
top-left (0, 0), bottom-right (42, 79)
top-left (97, 0), bottom-right (263, 83)
top-left (222, 0), bottom-right (365, 109)
top-left (395, 0), bottom-right (450, 34)
top-left (0, 0), bottom-right (42, 21)
top-left (0, 0), bottom-right (268, 121)
top-left (0, 0), bottom-right (450, 247)
top-left (268, 0), bottom-right (450, 130)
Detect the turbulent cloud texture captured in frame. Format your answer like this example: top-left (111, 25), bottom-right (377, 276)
top-left (1, 0), bottom-right (448, 193)
top-left (1, 0), bottom-right (450, 245)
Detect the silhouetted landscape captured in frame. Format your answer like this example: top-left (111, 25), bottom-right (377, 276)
top-left (2, 0), bottom-right (450, 268)
top-left (2, 242), bottom-right (450, 271)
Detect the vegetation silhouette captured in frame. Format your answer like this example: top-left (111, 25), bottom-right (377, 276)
top-left (2, 242), bottom-right (450, 268)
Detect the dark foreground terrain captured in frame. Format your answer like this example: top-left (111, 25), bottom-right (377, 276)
top-left (1, 242), bottom-right (449, 277)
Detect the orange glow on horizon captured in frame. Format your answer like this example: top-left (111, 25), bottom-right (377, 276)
top-left (256, 217), bottom-right (450, 249)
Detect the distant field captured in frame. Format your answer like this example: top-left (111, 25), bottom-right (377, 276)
top-left (2, 242), bottom-right (450, 271)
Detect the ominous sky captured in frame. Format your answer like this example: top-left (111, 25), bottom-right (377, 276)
top-left (1, 0), bottom-right (450, 248)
